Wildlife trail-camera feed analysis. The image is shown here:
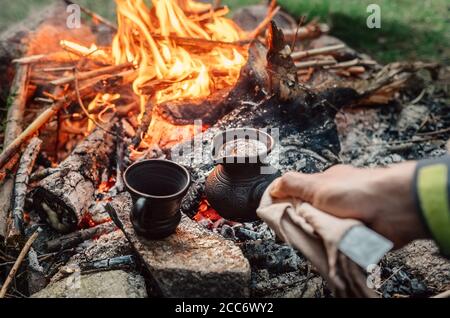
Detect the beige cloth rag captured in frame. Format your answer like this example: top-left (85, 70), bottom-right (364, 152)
top-left (257, 187), bottom-right (377, 298)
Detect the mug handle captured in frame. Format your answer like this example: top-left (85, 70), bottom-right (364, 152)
top-left (132, 197), bottom-right (151, 225)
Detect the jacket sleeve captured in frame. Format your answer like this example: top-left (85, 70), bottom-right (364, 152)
top-left (413, 156), bottom-right (450, 257)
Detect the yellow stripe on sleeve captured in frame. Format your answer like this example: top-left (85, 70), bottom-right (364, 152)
top-left (417, 164), bottom-right (450, 255)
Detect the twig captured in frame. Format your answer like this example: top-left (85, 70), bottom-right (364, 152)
top-left (0, 102), bottom-right (66, 171)
top-left (130, 105), bottom-right (153, 150)
top-left (290, 16), bottom-right (306, 51)
top-left (295, 58), bottom-right (337, 69)
top-left (12, 54), bottom-right (47, 65)
top-left (73, 69), bottom-right (118, 137)
top-left (4, 64), bottom-right (30, 147)
top-left (432, 290), bottom-right (450, 298)
top-left (326, 58), bottom-right (360, 69)
top-left (0, 229), bottom-right (40, 298)
top-left (152, 34), bottom-right (246, 50)
top-left (0, 153), bottom-right (20, 185)
top-left (6, 137), bottom-right (42, 245)
top-left (346, 66), bottom-right (366, 74)
top-left (63, 0), bottom-right (117, 31)
top-left (247, 6), bottom-right (281, 39)
top-left (41, 66), bottom-right (77, 72)
top-left (410, 88), bottom-right (426, 105)
top-left (417, 126), bottom-right (450, 137)
top-left (376, 266), bottom-right (404, 290)
top-left (46, 222), bottom-right (116, 252)
top-left (291, 44), bottom-right (346, 60)
top-left (0, 249), bottom-right (14, 261)
top-left (268, 0), bottom-right (277, 12)
top-left (367, 135), bottom-right (442, 148)
top-left (51, 63), bottom-right (133, 86)
top-left (34, 98), bottom-right (55, 104)
top-left (0, 62), bottom-right (134, 171)
top-left (13, 52), bottom-right (80, 65)
top-left (283, 22), bottom-right (329, 41)
top-left (191, 6), bottom-right (228, 22)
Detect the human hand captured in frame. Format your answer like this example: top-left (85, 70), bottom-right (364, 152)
top-left (270, 162), bottom-right (429, 248)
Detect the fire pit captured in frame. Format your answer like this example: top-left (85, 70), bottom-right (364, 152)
top-left (0, 0), bottom-right (448, 299)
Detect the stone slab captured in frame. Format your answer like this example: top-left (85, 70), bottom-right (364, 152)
top-left (110, 192), bottom-right (251, 298)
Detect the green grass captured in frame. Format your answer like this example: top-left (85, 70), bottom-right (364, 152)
top-left (0, 0), bottom-right (448, 63)
top-left (278, 0), bottom-right (450, 64)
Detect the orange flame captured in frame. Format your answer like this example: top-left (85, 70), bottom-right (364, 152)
top-left (112, 0), bottom-right (248, 116)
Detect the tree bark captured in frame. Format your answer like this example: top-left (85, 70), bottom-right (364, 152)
top-left (33, 123), bottom-right (115, 233)
top-left (6, 137), bottom-right (42, 246)
top-left (0, 63), bottom-right (30, 240)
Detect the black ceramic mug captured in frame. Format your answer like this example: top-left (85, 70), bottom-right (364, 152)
top-left (124, 159), bottom-right (191, 239)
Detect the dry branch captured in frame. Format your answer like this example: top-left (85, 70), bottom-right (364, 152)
top-left (0, 154), bottom-right (20, 185)
top-left (33, 123), bottom-right (115, 233)
top-left (0, 63), bottom-right (30, 240)
top-left (12, 52), bottom-right (79, 65)
top-left (152, 34), bottom-right (247, 50)
top-left (247, 6), bottom-right (281, 39)
top-left (0, 229), bottom-right (40, 298)
top-left (295, 58), bottom-right (337, 69)
top-left (0, 102), bottom-right (65, 171)
top-left (46, 221), bottom-right (116, 252)
top-left (283, 22), bottom-right (329, 41)
top-left (124, 104), bottom-right (153, 166)
top-left (12, 54), bottom-right (47, 65)
top-left (6, 137), bottom-right (42, 246)
top-left (325, 58), bottom-right (359, 69)
top-left (50, 63), bottom-right (133, 86)
top-left (0, 64), bottom-right (131, 172)
top-left (3, 65), bottom-right (30, 146)
top-left (291, 44), bottom-right (346, 60)
top-left (63, 0), bottom-right (117, 30)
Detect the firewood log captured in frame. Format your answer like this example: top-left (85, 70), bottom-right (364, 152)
top-left (0, 63), bottom-right (30, 240)
top-left (33, 122), bottom-right (115, 233)
top-left (6, 137), bottom-right (42, 246)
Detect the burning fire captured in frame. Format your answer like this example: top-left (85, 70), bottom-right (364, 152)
top-left (112, 0), bottom-right (248, 115)
top-left (54, 0), bottom-right (252, 151)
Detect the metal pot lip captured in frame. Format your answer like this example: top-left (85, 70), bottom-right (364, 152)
top-left (211, 128), bottom-right (274, 164)
top-left (124, 159), bottom-right (191, 200)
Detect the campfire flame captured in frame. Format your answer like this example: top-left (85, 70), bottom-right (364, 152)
top-left (111, 0), bottom-right (248, 115)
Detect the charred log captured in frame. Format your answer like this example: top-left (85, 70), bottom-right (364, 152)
top-left (45, 221), bottom-right (116, 252)
top-left (6, 137), bottom-right (42, 246)
top-left (32, 123), bottom-right (115, 233)
top-left (0, 63), bottom-right (30, 240)
top-left (154, 40), bottom-right (269, 125)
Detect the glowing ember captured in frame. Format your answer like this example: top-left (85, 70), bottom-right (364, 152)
top-left (78, 212), bottom-right (98, 228)
top-left (194, 198), bottom-right (222, 223)
top-left (112, 0), bottom-right (248, 115)
top-left (97, 178), bottom-right (117, 194)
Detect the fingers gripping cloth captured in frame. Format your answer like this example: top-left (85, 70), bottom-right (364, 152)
top-left (257, 187), bottom-right (379, 298)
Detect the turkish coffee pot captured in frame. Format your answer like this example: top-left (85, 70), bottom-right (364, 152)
top-left (205, 128), bottom-right (280, 222)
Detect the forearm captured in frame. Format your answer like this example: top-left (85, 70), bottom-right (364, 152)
top-left (413, 156), bottom-right (450, 257)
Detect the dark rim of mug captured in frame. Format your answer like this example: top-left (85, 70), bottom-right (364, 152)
top-left (123, 159), bottom-right (191, 199)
